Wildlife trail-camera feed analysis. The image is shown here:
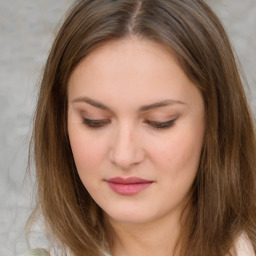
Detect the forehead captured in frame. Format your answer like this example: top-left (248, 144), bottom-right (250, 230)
top-left (68, 38), bottom-right (181, 83)
top-left (67, 38), bottom-right (201, 109)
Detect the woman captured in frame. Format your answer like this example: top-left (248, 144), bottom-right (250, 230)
top-left (24, 0), bottom-right (256, 255)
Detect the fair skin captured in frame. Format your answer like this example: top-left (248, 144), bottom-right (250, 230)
top-left (67, 38), bottom-right (205, 256)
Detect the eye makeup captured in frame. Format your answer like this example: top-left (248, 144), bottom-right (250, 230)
top-left (82, 117), bottom-right (177, 130)
top-left (82, 118), bottom-right (111, 128)
top-left (145, 119), bottom-right (177, 129)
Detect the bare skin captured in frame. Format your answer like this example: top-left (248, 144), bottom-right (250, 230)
top-left (68, 38), bottom-right (205, 256)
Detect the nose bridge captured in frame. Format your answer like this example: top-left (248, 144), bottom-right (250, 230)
top-left (110, 122), bottom-right (144, 169)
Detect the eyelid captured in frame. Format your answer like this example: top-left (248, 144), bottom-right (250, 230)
top-left (82, 118), bottom-right (111, 128)
top-left (82, 117), bottom-right (177, 129)
top-left (145, 118), bottom-right (177, 129)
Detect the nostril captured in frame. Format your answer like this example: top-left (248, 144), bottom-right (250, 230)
top-left (109, 145), bottom-right (145, 169)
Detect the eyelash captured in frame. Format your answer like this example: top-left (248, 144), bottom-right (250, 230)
top-left (82, 118), bottom-right (111, 128)
top-left (145, 119), bottom-right (176, 129)
top-left (82, 118), bottom-right (176, 129)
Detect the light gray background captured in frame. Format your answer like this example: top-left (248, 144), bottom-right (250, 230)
top-left (0, 0), bottom-right (255, 255)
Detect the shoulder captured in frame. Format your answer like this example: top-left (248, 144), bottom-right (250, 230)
top-left (234, 233), bottom-right (255, 256)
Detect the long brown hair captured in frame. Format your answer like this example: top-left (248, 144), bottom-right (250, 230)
top-left (27, 0), bottom-right (256, 255)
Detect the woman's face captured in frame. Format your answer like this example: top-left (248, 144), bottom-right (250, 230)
top-left (67, 38), bottom-right (205, 225)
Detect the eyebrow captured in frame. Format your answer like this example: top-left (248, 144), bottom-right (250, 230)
top-left (72, 96), bottom-right (109, 110)
top-left (139, 99), bottom-right (185, 111)
top-left (72, 96), bottom-right (185, 112)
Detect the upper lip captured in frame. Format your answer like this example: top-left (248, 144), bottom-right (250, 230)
top-left (106, 177), bottom-right (153, 184)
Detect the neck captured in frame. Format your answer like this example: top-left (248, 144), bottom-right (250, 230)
top-left (106, 212), bottom-right (182, 256)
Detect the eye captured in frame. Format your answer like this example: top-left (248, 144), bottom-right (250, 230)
top-left (82, 118), bottom-right (111, 128)
top-left (145, 119), bottom-right (176, 129)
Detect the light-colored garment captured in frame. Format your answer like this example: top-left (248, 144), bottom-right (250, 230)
top-left (234, 233), bottom-right (255, 256)
top-left (20, 248), bottom-right (111, 256)
top-left (19, 234), bottom-right (254, 256)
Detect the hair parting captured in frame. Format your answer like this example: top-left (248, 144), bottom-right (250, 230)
top-left (27, 1), bottom-right (256, 255)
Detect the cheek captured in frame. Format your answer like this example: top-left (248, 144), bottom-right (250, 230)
top-left (155, 136), bottom-right (200, 165)
top-left (69, 133), bottom-right (108, 194)
top-left (68, 126), bottom-right (106, 175)
top-left (158, 134), bottom-right (202, 201)
top-left (152, 125), bottom-right (204, 178)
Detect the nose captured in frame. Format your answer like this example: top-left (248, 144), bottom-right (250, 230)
top-left (109, 125), bottom-right (145, 170)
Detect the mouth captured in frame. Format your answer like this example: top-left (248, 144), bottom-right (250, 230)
top-left (105, 177), bottom-right (154, 195)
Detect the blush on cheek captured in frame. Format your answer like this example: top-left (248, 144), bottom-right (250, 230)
top-left (70, 136), bottom-right (106, 172)
top-left (161, 135), bottom-right (202, 175)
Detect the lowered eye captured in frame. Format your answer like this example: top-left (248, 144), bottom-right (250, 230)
top-left (145, 119), bottom-right (176, 129)
top-left (82, 118), bottom-right (111, 128)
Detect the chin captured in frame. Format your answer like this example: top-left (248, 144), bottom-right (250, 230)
top-left (103, 204), bottom-right (159, 225)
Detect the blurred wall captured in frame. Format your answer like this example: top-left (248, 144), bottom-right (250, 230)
top-left (0, 0), bottom-right (255, 255)
top-left (0, 1), bottom-right (73, 255)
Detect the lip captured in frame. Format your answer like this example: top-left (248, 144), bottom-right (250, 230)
top-left (105, 177), bottom-right (153, 195)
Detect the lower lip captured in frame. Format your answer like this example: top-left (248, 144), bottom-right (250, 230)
top-left (106, 181), bottom-right (153, 195)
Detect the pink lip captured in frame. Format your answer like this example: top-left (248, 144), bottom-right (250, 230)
top-left (106, 177), bottom-right (153, 195)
